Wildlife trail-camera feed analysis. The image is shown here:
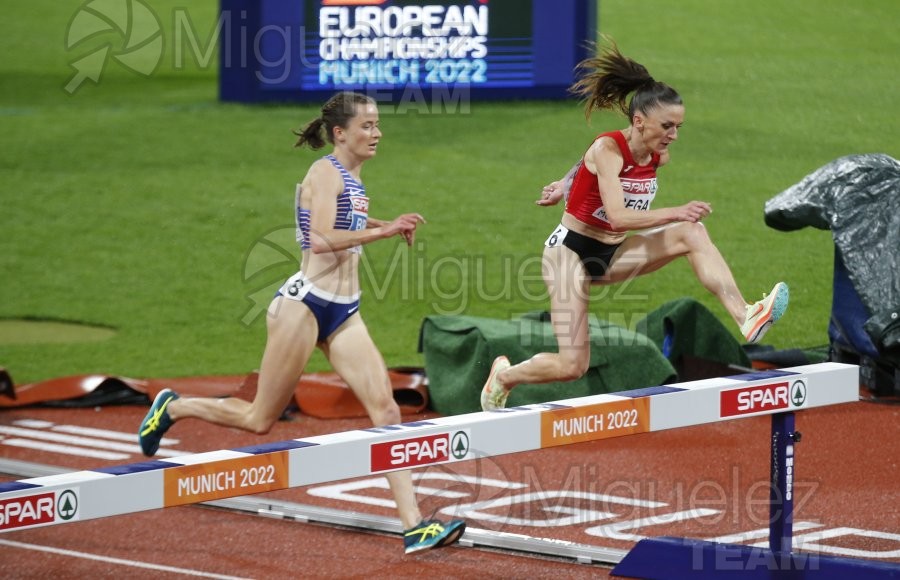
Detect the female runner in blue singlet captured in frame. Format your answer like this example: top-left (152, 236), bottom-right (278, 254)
top-left (139, 92), bottom-right (464, 554)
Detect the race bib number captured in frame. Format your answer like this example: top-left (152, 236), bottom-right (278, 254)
top-left (545, 224), bottom-right (569, 248)
top-left (349, 196), bottom-right (369, 231)
top-left (591, 206), bottom-right (611, 224)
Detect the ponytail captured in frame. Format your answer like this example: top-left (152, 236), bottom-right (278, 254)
top-left (294, 117), bottom-right (327, 150)
top-left (570, 39), bottom-right (682, 121)
top-left (293, 91), bottom-right (376, 150)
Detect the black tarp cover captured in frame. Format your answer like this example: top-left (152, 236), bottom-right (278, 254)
top-left (764, 153), bottom-right (900, 317)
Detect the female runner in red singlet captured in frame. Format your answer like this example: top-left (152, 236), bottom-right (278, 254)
top-left (482, 42), bottom-right (789, 411)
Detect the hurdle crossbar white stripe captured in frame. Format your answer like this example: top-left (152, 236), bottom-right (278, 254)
top-left (0, 363), bottom-right (857, 533)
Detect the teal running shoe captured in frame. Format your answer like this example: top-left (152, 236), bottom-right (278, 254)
top-left (138, 389), bottom-right (179, 456)
top-left (403, 518), bottom-right (466, 554)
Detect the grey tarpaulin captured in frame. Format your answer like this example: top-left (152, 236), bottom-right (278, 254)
top-left (763, 153), bottom-right (900, 321)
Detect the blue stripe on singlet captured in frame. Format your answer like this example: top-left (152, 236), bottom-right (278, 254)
top-left (297, 155), bottom-right (367, 250)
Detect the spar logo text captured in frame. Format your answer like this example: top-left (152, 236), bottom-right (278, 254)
top-left (0, 492), bottom-right (56, 531)
top-left (370, 431), bottom-right (469, 473)
top-left (720, 382), bottom-right (791, 417)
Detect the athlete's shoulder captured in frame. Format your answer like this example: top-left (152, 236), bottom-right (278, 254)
top-left (309, 156), bottom-right (338, 172)
top-left (591, 132), bottom-right (625, 156)
top-left (587, 134), bottom-right (625, 173)
top-left (304, 157), bottom-right (343, 194)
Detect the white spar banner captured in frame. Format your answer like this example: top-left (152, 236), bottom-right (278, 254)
top-left (0, 363), bottom-right (858, 533)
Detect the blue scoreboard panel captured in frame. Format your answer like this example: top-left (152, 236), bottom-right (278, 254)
top-left (220, 0), bottom-right (596, 103)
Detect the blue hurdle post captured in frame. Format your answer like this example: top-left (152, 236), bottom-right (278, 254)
top-left (612, 408), bottom-right (900, 579)
top-left (770, 410), bottom-right (796, 555)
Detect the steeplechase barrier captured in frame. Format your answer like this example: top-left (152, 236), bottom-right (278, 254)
top-left (0, 362), bottom-right (897, 578)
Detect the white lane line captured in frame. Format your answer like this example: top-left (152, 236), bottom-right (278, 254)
top-left (0, 426), bottom-right (186, 458)
top-left (12, 419), bottom-right (182, 448)
top-left (10, 419), bottom-right (54, 429)
top-left (1, 439), bottom-right (129, 461)
top-left (51, 424), bottom-right (181, 448)
top-left (0, 538), bottom-right (252, 579)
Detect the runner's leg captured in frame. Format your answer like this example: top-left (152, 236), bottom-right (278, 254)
top-left (601, 222), bottom-right (748, 325)
top-left (498, 245), bottom-right (593, 389)
top-left (168, 297), bottom-right (318, 433)
top-left (322, 315), bottom-right (422, 529)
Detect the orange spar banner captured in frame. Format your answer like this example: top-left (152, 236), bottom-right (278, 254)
top-left (540, 398), bottom-right (651, 448)
top-left (164, 452), bottom-right (289, 507)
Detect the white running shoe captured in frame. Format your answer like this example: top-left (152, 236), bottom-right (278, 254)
top-left (480, 356), bottom-right (511, 411)
top-left (740, 282), bottom-right (790, 343)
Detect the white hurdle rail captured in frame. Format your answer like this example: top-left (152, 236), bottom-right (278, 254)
top-left (0, 362), bottom-right (858, 535)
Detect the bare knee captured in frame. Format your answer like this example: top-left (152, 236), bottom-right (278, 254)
top-left (677, 221), bottom-right (713, 251)
top-left (367, 392), bottom-right (401, 427)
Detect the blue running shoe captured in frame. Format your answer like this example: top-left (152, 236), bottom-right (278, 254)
top-left (403, 518), bottom-right (466, 554)
top-left (138, 389), bottom-right (179, 456)
top-left (740, 282), bottom-right (790, 344)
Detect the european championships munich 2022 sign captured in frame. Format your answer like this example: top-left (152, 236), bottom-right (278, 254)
top-left (219, 0), bottom-right (596, 103)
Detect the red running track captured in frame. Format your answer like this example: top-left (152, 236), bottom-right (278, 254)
top-left (0, 392), bottom-right (897, 578)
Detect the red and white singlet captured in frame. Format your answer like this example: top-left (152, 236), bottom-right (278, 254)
top-left (565, 131), bottom-right (659, 232)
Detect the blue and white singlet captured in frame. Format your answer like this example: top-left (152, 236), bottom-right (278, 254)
top-left (296, 154), bottom-right (370, 254)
